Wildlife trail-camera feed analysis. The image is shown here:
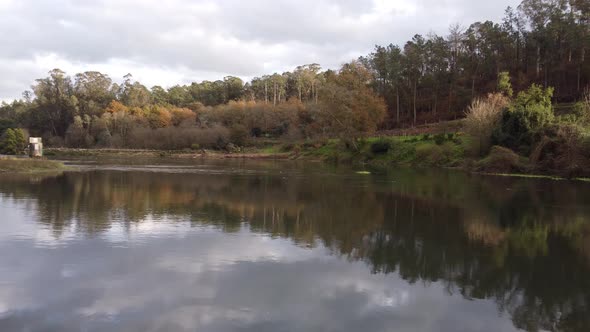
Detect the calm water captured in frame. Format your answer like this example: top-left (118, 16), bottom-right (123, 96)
top-left (0, 160), bottom-right (589, 332)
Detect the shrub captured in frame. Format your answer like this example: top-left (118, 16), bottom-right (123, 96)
top-left (529, 123), bottom-right (590, 177)
top-left (251, 127), bottom-right (262, 137)
top-left (47, 135), bottom-right (65, 147)
top-left (497, 71), bottom-right (513, 97)
top-left (303, 137), bottom-right (328, 149)
top-left (280, 143), bottom-right (295, 152)
top-left (421, 134), bottom-right (431, 141)
top-left (440, 142), bottom-right (458, 165)
top-left (124, 125), bottom-right (229, 150)
top-left (415, 144), bottom-right (446, 166)
top-left (476, 146), bottom-right (524, 173)
top-left (370, 139), bottom-right (391, 154)
top-left (433, 133), bottom-right (446, 145)
top-left (493, 85), bottom-right (554, 154)
top-left (229, 124), bottom-right (249, 146)
top-left (0, 128), bottom-right (27, 155)
top-left (225, 143), bottom-right (240, 153)
top-left (464, 93), bottom-right (509, 155)
top-left (95, 129), bottom-right (112, 147)
top-left (513, 85), bottom-right (555, 129)
top-left (65, 116), bottom-right (92, 148)
top-left (569, 88), bottom-right (590, 125)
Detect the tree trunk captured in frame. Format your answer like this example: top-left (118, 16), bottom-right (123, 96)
top-left (433, 89), bottom-right (438, 117)
top-left (580, 47), bottom-right (586, 93)
top-left (314, 81), bottom-right (318, 104)
top-left (536, 45), bottom-right (541, 79)
top-left (544, 59), bottom-right (548, 88)
top-left (413, 80), bottom-right (417, 126)
top-left (448, 83), bottom-right (453, 115)
top-left (264, 81), bottom-right (268, 103)
top-left (273, 82), bottom-right (277, 106)
top-left (396, 88), bottom-right (400, 124)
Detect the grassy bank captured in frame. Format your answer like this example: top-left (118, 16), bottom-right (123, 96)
top-left (0, 158), bottom-right (67, 173)
top-left (297, 134), bottom-right (469, 167)
top-left (45, 147), bottom-right (292, 160)
top-left (44, 131), bottom-right (590, 181)
top-left (46, 134), bottom-right (469, 168)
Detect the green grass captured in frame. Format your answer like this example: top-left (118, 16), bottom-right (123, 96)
top-left (362, 134), bottom-right (468, 167)
top-left (293, 133), bottom-right (470, 168)
top-left (0, 158), bottom-right (67, 173)
top-left (259, 145), bottom-right (284, 154)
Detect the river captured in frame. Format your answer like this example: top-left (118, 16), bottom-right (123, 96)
top-left (0, 159), bottom-right (588, 331)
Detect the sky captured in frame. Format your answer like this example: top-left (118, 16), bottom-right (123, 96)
top-left (0, 0), bottom-right (521, 101)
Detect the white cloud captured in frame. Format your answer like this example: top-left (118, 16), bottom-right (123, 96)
top-left (0, 0), bottom-right (521, 101)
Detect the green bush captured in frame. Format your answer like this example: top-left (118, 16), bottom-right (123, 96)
top-left (477, 146), bottom-right (525, 173)
top-left (0, 128), bottom-right (27, 155)
top-left (370, 139), bottom-right (391, 154)
top-left (529, 123), bottom-right (590, 177)
top-left (492, 84), bottom-right (554, 153)
top-left (497, 71), bottom-right (513, 97)
top-left (415, 144), bottom-right (447, 166)
top-left (569, 101), bottom-right (590, 125)
top-left (434, 133), bottom-right (446, 145)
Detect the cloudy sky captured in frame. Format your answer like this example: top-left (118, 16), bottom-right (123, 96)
top-left (0, 0), bottom-right (520, 101)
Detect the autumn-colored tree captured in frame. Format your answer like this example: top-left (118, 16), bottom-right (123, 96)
top-left (317, 61), bottom-right (387, 149)
top-left (146, 106), bottom-right (173, 129)
top-left (104, 100), bottom-right (129, 114)
top-left (170, 107), bottom-right (196, 127)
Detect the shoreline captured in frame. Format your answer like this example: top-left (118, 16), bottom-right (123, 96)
top-left (42, 147), bottom-right (590, 182)
top-left (0, 158), bottom-right (69, 174)
top-left (45, 148), bottom-right (295, 160)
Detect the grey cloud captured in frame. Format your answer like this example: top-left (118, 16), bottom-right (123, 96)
top-left (0, 0), bottom-right (520, 100)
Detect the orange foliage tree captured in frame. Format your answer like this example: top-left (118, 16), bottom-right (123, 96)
top-left (317, 61), bottom-right (387, 149)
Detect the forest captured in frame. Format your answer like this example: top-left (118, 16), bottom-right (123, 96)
top-left (0, 0), bottom-right (588, 154)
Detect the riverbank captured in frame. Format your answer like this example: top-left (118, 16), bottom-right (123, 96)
top-left (44, 132), bottom-right (589, 181)
top-left (0, 158), bottom-right (67, 173)
top-left (46, 148), bottom-right (293, 160)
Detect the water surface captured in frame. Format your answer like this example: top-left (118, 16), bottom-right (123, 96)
top-left (0, 160), bottom-right (589, 332)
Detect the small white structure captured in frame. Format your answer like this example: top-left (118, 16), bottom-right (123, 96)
top-left (29, 137), bottom-right (43, 158)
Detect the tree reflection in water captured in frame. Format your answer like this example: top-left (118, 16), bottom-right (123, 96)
top-left (0, 165), bottom-right (588, 332)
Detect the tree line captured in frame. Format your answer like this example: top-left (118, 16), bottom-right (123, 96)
top-left (0, 62), bottom-right (384, 150)
top-left (363, 0), bottom-right (590, 126)
top-left (0, 0), bottom-right (588, 149)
